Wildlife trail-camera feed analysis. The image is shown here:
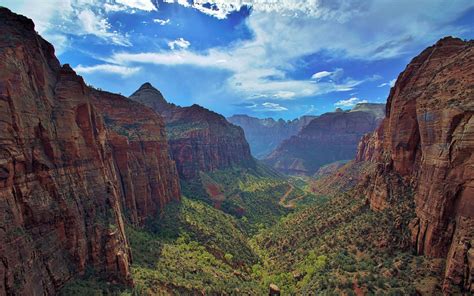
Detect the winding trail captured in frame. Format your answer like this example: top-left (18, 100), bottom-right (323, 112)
top-left (279, 184), bottom-right (307, 208)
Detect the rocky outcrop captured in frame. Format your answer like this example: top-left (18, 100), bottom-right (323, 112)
top-left (356, 37), bottom-right (473, 294)
top-left (90, 89), bottom-right (181, 225)
top-left (265, 103), bottom-right (385, 175)
top-left (0, 8), bottom-right (180, 295)
top-left (130, 83), bottom-right (254, 180)
top-left (227, 114), bottom-right (317, 158)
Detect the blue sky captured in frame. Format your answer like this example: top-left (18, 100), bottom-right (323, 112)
top-left (2, 0), bottom-right (473, 119)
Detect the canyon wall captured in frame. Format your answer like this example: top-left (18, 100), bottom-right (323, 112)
top-left (265, 103), bottom-right (385, 175)
top-left (130, 83), bottom-right (254, 180)
top-left (0, 8), bottom-right (180, 295)
top-left (357, 37), bottom-right (473, 293)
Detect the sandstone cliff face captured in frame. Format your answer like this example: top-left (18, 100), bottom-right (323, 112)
top-left (130, 83), bottom-right (254, 180)
top-left (265, 103), bottom-right (385, 175)
top-left (357, 37), bottom-right (473, 293)
top-left (227, 114), bottom-right (316, 159)
top-left (0, 8), bottom-right (180, 295)
top-left (90, 89), bottom-right (181, 225)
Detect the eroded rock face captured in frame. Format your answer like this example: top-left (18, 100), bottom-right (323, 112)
top-left (265, 103), bottom-right (385, 175)
top-left (90, 90), bottom-right (181, 225)
top-left (227, 114), bottom-right (317, 159)
top-left (130, 83), bottom-right (254, 180)
top-left (357, 37), bottom-right (474, 293)
top-left (0, 8), bottom-right (180, 294)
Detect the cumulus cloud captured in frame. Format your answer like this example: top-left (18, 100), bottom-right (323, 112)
top-left (163, 0), bottom-right (362, 21)
top-left (75, 64), bottom-right (141, 76)
top-left (105, 0), bottom-right (471, 102)
top-left (168, 38), bottom-right (191, 50)
top-left (334, 97), bottom-right (368, 108)
top-left (167, 0), bottom-right (472, 60)
top-left (153, 18), bottom-right (171, 25)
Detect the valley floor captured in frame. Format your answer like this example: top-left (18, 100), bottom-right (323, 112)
top-left (61, 163), bottom-right (446, 295)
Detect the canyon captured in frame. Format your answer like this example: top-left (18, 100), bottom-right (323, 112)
top-left (0, 8), bottom-right (180, 294)
top-left (264, 103), bottom-right (385, 175)
top-left (355, 36), bottom-right (474, 294)
top-left (227, 114), bottom-right (317, 158)
top-left (130, 83), bottom-right (254, 180)
top-left (0, 6), bottom-right (473, 296)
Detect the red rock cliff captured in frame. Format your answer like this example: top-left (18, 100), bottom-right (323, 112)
top-left (130, 83), bottom-right (254, 180)
top-left (265, 103), bottom-right (385, 175)
top-left (357, 37), bottom-right (473, 293)
top-left (90, 89), bottom-right (181, 225)
top-left (0, 8), bottom-right (180, 295)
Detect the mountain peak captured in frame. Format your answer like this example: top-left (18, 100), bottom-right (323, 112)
top-left (138, 82), bottom-right (155, 90)
top-left (129, 82), bottom-right (171, 113)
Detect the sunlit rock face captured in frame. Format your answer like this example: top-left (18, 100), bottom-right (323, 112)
top-left (356, 37), bottom-right (474, 294)
top-left (264, 103), bottom-right (385, 175)
top-left (0, 8), bottom-right (180, 294)
top-left (130, 83), bottom-right (254, 180)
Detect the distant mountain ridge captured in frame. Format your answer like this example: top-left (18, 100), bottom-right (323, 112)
top-left (264, 103), bottom-right (385, 175)
top-left (130, 83), bottom-right (254, 180)
top-left (227, 114), bottom-right (317, 158)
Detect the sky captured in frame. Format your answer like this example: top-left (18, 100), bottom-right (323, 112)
top-left (1, 0), bottom-right (473, 120)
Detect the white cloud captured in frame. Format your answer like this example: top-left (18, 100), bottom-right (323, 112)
top-left (377, 78), bottom-right (397, 87)
top-left (77, 9), bottom-right (131, 47)
top-left (115, 0), bottom-right (157, 11)
top-left (75, 64), bottom-right (141, 76)
top-left (3, 0), bottom-right (132, 50)
top-left (311, 68), bottom-right (343, 80)
top-left (105, 0), bottom-right (471, 103)
top-left (164, 0), bottom-right (360, 21)
top-left (334, 97), bottom-right (368, 108)
top-left (311, 71), bottom-right (332, 80)
top-left (153, 18), bottom-right (170, 25)
top-left (261, 102), bottom-right (288, 112)
top-left (167, 0), bottom-right (472, 60)
top-left (168, 38), bottom-right (191, 50)
top-left (108, 49), bottom-right (369, 100)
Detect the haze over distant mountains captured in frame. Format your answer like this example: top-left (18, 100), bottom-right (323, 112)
top-left (264, 103), bottom-right (385, 175)
top-left (227, 115), bottom-right (317, 158)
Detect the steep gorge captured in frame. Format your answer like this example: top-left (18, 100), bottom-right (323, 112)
top-left (130, 83), bottom-right (254, 180)
top-left (0, 8), bottom-right (180, 295)
top-left (265, 103), bottom-right (385, 175)
top-left (227, 114), bottom-right (317, 158)
top-left (356, 37), bottom-right (474, 293)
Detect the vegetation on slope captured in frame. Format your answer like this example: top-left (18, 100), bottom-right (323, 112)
top-left (250, 175), bottom-right (444, 295)
top-left (181, 163), bottom-right (296, 233)
top-left (61, 162), bottom-right (446, 295)
top-left (128, 197), bottom-right (263, 294)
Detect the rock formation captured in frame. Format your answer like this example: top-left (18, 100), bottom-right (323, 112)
top-left (0, 8), bottom-right (180, 295)
top-left (265, 103), bottom-right (385, 175)
top-left (356, 37), bottom-right (473, 294)
top-left (227, 114), bottom-right (317, 158)
top-left (90, 89), bottom-right (181, 225)
top-left (130, 83), bottom-right (254, 180)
